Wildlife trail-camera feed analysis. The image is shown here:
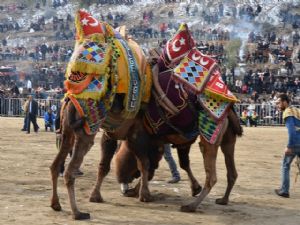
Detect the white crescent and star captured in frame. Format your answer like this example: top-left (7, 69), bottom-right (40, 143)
top-left (81, 18), bottom-right (89, 26)
top-left (172, 37), bottom-right (186, 52)
top-left (192, 52), bottom-right (201, 61)
top-left (191, 51), bottom-right (209, 66)
top-left (200, 57), bottom-right (209, 66)
top-left (81, 16), bottom-right (99, 27)
top-left (172, 39), bottom-right (181, 52)
top-left (88, 16), bottom-right (99, 27)
top-left (179, 37), bottom-right (185, 46)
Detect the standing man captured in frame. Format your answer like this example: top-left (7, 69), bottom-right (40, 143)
top-left (26, 95), bottom-right (39, 134)
top-left (26, 78), bottom-right (32, 94)
top-left (275, 93), bottom-right (300, 198)
top-left (21, 98), bottom-right (29, 131)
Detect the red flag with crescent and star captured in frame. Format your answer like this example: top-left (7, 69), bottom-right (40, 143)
top-left (204, 70), bottom-right (238, 102)
top-left (161, 23), bottom-right (195, 68)
top-left (76, 9), bottom-right (105, 39)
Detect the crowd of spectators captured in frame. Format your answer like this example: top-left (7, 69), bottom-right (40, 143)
top-left (0, 42), bottom-right (73, 63)
top-left (0, 3), bottom-right (27, 12)
top-left (96, 0), bottom-right (134, 5)
top-left (0, 0), bottom-right (299, 123)
top-left (52, 0), bottom-right (69, 8)
top-left (0, 21), bottom-right (21, 33)
top-left (234, 69), bottom-right (300, 96)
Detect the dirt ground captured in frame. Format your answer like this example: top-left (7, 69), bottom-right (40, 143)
top-left (0, 117), bottom-right (299, 225)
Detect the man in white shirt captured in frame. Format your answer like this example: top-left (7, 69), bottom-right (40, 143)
top-left (27, 79), bottom-right (32, 94)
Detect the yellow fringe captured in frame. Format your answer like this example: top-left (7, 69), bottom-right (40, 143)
top-left (73, 91), bottom-right (104, 100)
top-left (71, 70), bottom-right (109, 100)
top-left (66, 60), bottom-right (109, 76)
top-left (114, 39), bottom-right (129, 94)
top-left (204, 89), bottom-right (239, 103)
top-left (75, 11), bottom-right (84, 42)
top-left (103, 22), bottom-right (115, 38)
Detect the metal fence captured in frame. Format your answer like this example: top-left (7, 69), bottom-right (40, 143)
top-left (0, 98), bottom-right (61, 118)
top-left (0, 97), bottom-right (299, 126)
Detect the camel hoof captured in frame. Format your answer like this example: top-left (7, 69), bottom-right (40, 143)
top-left (89, 195), bottom-right (104, 203)
top-left (139, 194), bottom-right (153, 202)
top-left (73, 212), bottom-right (90, 220)
top-left (215, 198), bottom-right (228, 205)
top-left (123, 188), bottom-right (138, 198)
top-left (89, 190), bottom-right (104, 203)
top-left (180, 204), bottom-right (196, 212)
top-left (51, 202), bottom-right (62, 211)
top-left (192, 185), bottom-right (202, 196)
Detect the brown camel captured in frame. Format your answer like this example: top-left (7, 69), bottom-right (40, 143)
top-left (115, 108), bottom-right (243, 212)
top-left (50, 10), bottom-right (154, 220)
top-left (50, 99), bottom-right (154, 220)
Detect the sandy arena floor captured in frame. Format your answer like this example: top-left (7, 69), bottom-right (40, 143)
top-left (0, 117), bottom-right (299, 225)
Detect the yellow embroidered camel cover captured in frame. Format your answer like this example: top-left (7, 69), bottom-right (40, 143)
top-left (64, 10), bottom-right (152, 134)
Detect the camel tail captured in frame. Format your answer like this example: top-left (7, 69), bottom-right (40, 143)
top-left (228, 106), bottom-right (243, 137)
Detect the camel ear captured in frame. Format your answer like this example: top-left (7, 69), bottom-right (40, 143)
top-left (75, 9), bottom-right (105, 41)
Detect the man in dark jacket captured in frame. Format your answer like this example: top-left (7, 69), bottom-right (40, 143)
top-left (26, 95), bottom-right (39, 133)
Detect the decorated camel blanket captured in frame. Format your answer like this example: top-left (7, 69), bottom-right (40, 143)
top-left (145, 23), bottom-right (238, 144)
top-left (64, 10), bottom-right (152, 135)
top-left (144, 70), bottom-right (199, 140)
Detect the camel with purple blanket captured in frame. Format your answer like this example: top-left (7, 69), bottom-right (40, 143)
top-left (95, 23), bottom-right (242, 212)
top-left (115, 27), bottom-right (243, 211)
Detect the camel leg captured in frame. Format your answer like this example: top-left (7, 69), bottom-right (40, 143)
top-left (90, 132), bottom-right (117, 203)
top-left (122, 162), bottom-right (157, 198)
top-left (176, 146), bottom-right (202, 196)
top-left (126, 127), bottom-right (153, 202)
top-left (128, 141), bottom-right (152, 202)
top-left (123, 178), bottom-right (141, 197)
top-left (135, 159), bottom-right (151, 202)
top-left (122, 147), bottom-right (159, 198)
top-left (181, 141), bottom-right (218, 212)
top-left (64, 131), bottom-right (95, 220)
top-left (50, 130), bottom-right (74, 212)
top-left (216, 132), bottom-right (237, 205)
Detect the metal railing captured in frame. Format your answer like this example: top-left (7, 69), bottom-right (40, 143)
top-left (236, 104), bottom-right (300, 126)
top-left (0, 98), bottom-right (61, 117)
top-left (0, 97), bottom-right (299, 126)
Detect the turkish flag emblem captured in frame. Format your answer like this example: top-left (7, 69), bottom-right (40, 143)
top-left (77, 10), bottom-right (105, 38)
top-left (161, 23), bottom-right (195, 67)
